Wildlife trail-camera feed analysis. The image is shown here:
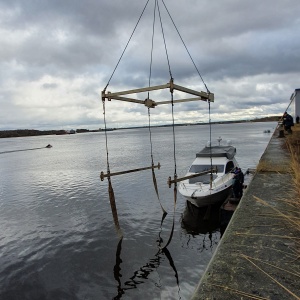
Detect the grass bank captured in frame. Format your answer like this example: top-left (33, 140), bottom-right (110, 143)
top-left (286, 124), bottom-right (300, 198)
top-left (250, 124), bottom-right (300, 298)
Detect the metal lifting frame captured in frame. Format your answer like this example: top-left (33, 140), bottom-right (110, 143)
top-left (101, 78), bottom-right (214, 183)
top-left (102, 78), bottom-right (214, 108)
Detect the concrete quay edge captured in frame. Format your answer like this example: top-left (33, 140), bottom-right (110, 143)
top-left (191, 129), bottom-right (300, 300)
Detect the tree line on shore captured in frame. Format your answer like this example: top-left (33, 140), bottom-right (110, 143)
top-left (0, 129), bottom-right (91, 138)
top-left (0, 116), bottom-right (280, 139)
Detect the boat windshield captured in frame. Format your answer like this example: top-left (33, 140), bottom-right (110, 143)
top-left (189, 174), bottom-right (218, 184)
top-left (189, 164), bottom-right (224, 173)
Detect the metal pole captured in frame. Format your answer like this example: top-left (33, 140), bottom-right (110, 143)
top-left (100, 163), bottom-right (161, 181)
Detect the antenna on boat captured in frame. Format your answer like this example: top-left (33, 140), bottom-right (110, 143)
top-left (217, 137), bottom-right (222, 146)
top-left (208, 100), bottom-right (213, 190)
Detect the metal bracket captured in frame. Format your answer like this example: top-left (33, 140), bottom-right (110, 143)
top-left (144, 98), bottom-right (157, 108)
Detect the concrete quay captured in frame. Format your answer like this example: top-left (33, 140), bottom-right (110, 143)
top-left (191, 129), bottom-right (300, 299)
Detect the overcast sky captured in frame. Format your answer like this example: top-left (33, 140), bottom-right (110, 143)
top-left (1, 0), bottom-right (300, 130)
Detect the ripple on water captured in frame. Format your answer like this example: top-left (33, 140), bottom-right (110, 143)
top-left (0, 123), bottom-right (275, 299)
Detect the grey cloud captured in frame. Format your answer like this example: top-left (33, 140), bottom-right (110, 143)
top-left (1, 0), bottom-right (300, 130)
top-left (42, 83), bottom-right (58, 89)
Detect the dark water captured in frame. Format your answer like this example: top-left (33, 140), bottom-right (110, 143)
top-left (0, 122), bottom-right (275, 300)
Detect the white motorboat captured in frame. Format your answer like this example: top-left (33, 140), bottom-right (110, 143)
top-left (178, 139), bottom-right (239, 207)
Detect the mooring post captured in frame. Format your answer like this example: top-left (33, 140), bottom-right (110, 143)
top-left (278, 122), bottom-right (285, 138)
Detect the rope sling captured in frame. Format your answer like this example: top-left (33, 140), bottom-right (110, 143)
top-left (100, 0), bottom-right (214, 247)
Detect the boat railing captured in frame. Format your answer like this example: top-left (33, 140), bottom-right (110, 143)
top-left (211, 172), bottom-right (233, 189)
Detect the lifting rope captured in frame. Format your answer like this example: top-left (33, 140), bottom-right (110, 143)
top-left (158, 0), bottom-right (213, 248)
top-left (102, 100), bottom-right (123, 239)
top-left (101, 0), bottom-right (213, 248)
top-left (150, 0), bottom-right (177, 249)
top-left (147, 108), bottom-right (167, 216)
top-left (162, 0), bottom-right (214, 190)
top-left (161, 88), bottom-right (177, 249)
top-left (147, 0), bottom-right (167, 216)
top-left (161, 0), bottom-right (210, 95)
top-left (101, 0), bottom-right (167, 238)
top-left (104, 0), bottom-right (151, 92)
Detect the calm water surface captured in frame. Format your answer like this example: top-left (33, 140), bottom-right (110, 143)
top-left (0, 122), bottom-right (275, 300)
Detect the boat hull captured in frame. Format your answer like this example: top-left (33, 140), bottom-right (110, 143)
top-left (178, 143), bottom-right (239, 208)
top-left (184, 185), bottom-right (232, 208)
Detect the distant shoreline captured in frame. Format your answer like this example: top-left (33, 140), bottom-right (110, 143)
top-left (0, 116), bottom-right (279, 138)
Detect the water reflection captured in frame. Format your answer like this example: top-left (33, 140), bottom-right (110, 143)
top-left (113, 214), bottom-right (181, 299)
top-left (180, 201), bottom-right (221, 252)
top-left (181, 201), bottom-right (220, 235)
top-left (0, 123), bottom-right (273, 299)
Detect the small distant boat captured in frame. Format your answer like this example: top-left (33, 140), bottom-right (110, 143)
top-left (178, 138), bottom-right (239, 208)
top-left (46, 144), bottom-right (52, 148)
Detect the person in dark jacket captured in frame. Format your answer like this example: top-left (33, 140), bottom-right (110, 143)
top-left (238, 168), bottom-right (244, 197)
top-left (232, 168), bottom-right (243, 198)
top-left (283, 112), bottom-right (294, 133)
